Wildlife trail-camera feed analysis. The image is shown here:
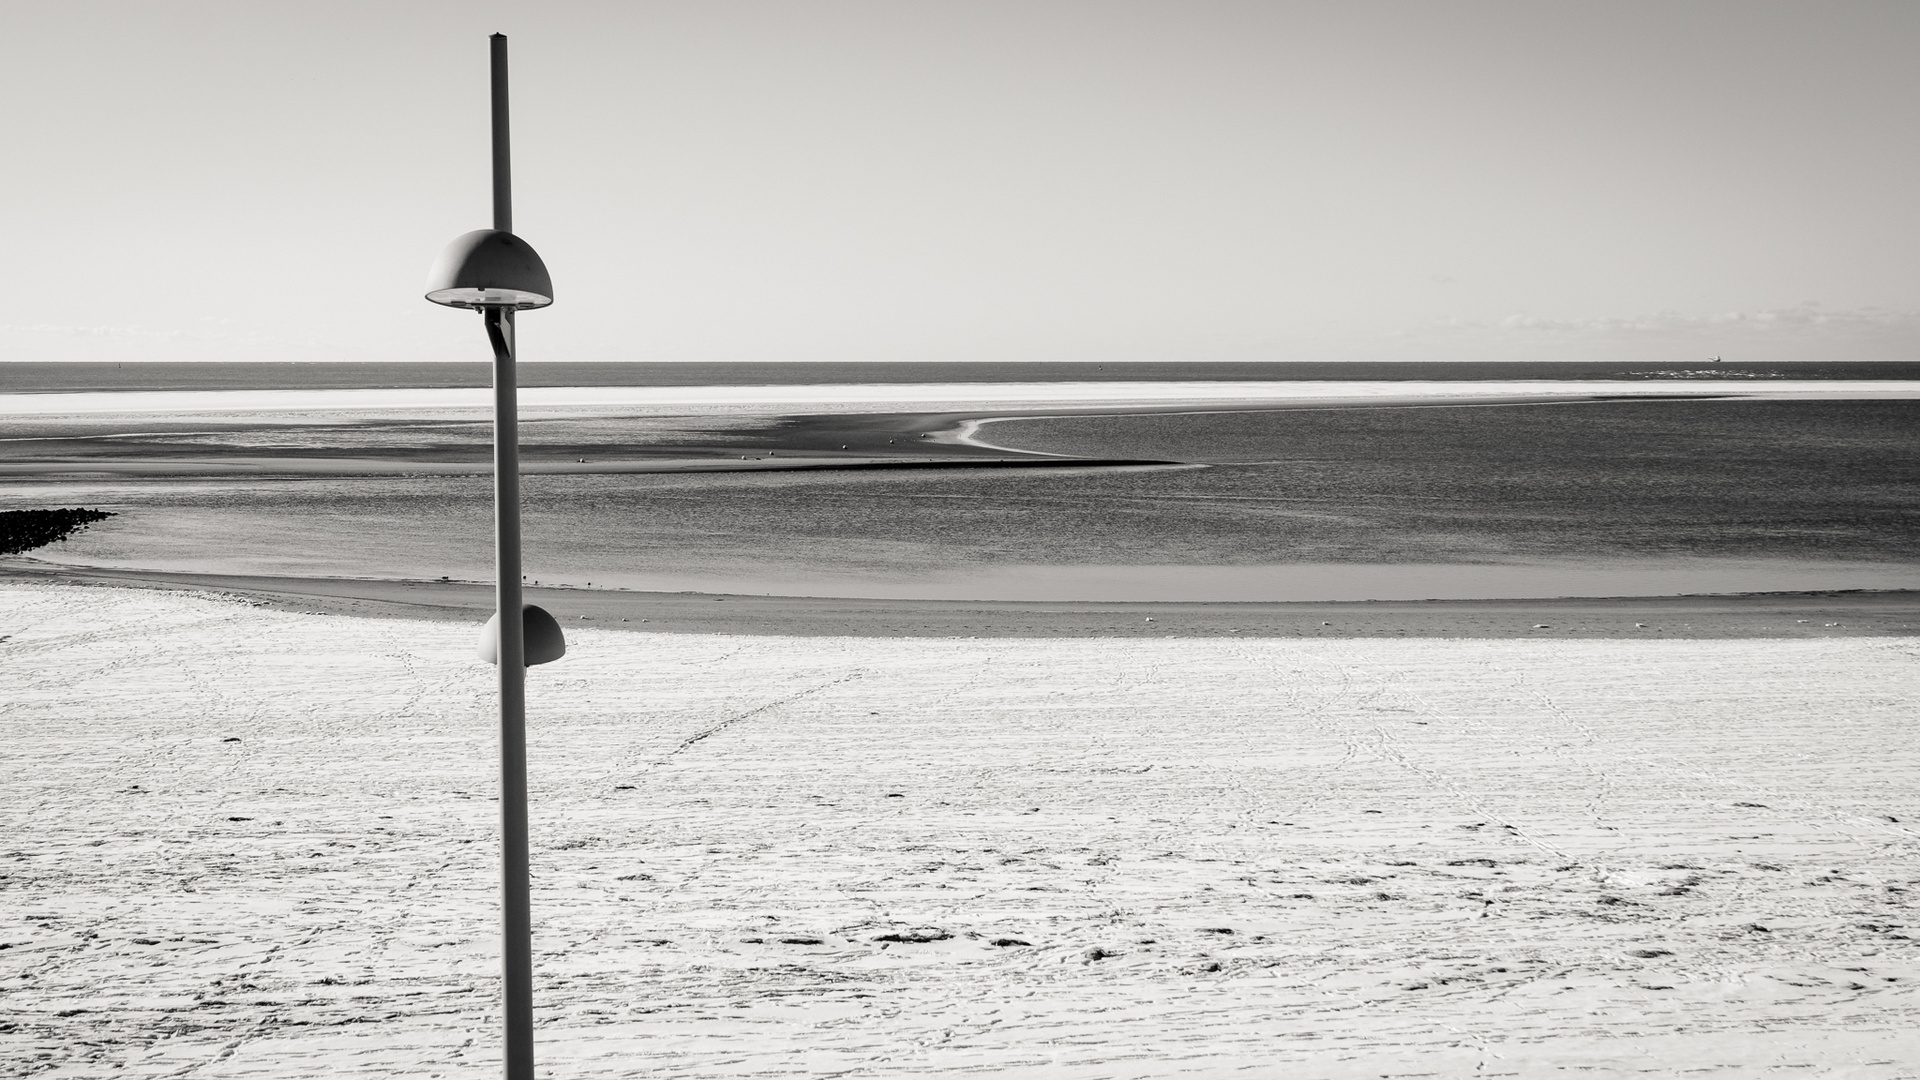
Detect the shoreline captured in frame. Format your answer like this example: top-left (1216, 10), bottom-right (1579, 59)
top-left (6, 562), bottom-right (1915, 639)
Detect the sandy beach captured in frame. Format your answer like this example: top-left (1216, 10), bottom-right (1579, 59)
top-left (4, 580), bottom-right (1917, 1077)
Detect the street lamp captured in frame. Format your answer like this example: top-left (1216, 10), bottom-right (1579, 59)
top-left (423, 32), bottom-right (563, 1080)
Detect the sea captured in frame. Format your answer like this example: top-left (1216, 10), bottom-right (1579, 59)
top-left (3, 360), bottom-right (1916, 601)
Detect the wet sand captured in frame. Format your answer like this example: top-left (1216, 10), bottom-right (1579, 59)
top-left (6, 562), bottom-right (1915, 639)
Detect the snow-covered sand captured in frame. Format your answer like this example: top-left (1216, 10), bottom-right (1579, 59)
top-left (4, 582), bottom-right (1918, 1077)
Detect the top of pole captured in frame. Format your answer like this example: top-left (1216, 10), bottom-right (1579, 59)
top-left (491, 33), bottom-right (511, 234)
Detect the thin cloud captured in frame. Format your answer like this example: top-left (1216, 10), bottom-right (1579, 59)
top-left (1490, 305), bottom-right (1920, 336)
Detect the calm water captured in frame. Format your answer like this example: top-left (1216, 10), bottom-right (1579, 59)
top-left (9, 358), bottom-right (1919, 394)
top-left (6, 396), bottom-right (1915, 600)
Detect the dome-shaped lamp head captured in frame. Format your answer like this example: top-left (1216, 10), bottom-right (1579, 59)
top-left (477, 603), bottom-right (567, 666)
top-left (424, 229), bottom-right (554, 310)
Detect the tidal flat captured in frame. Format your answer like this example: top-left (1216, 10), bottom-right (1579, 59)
top-left (3, 392), bottom-right (1916, 603)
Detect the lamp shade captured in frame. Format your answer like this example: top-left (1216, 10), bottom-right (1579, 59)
top-left (425, 229), bottom-right (554, 309)
top-left (477, 604), bottom-right (568, 666)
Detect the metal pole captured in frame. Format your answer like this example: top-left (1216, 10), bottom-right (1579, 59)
top-left (487, 31), bottom-right (534, 1080)
top-left (491, 32), bottom-right (512, 235)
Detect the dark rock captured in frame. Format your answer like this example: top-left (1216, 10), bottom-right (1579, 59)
top-left (0, 509), bottom-right (115, 555)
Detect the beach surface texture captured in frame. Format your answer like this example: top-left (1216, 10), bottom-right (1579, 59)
top-left (4, 581), bottom-right (1917, 1077)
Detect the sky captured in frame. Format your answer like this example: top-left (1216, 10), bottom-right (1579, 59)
top-left (4, 0), bottom-right (1917, 366)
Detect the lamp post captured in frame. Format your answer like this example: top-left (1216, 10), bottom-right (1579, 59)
top-left (423, 32), bottom-right (565, 1080)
